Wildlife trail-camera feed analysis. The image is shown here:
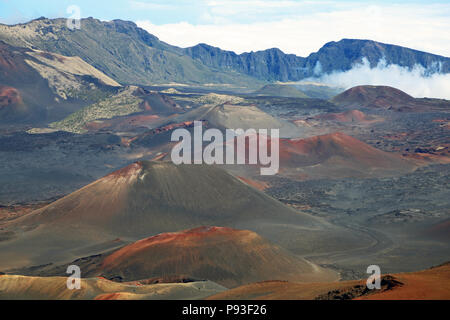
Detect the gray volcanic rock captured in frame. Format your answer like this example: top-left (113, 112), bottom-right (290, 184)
top-left (306, 39), bottom-right (450, 74)
top-left (184, 39), bottom-right (450, 81)
top-left (184, 44), bottom-right (307, 81)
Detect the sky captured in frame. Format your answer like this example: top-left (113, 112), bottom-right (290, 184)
top-left (1, 0), bottom-right (450, 57)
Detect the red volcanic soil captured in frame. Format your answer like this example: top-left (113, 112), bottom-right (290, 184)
top-left (0, 42), bottom-right (27, 76)
top-left (332, 85), bottom-right (450, 112)
top-left (134, 88), bottom-right (182, 115)
top-left (399, 141), bottom-right (450, 165)
top-left (433, 119), bottom-right (450, 130)
top-left (94, 292), bottom-right (122, 300)
top-left (223, 132), bottom-right (415, 178)
top-left (314, 110), bottom-right (376, 123)
top-left (6, 161), bottom-right (144, 232)
top-left (332, 85), bottom-right (414, 109)
top-left (237, 176), bottom-right (269, 191)
top-left (133, 120), bottom-right (195, 138)
top-left (420, 219), bottom-right (450, 242)
top-left (0, 42), bottom-right (39, 86)
top-left (209, 263), bottom-right (450, 300)
top-left (130, 121), bottom-right (196, 146)
top-left (127, 114), bottom-right (160, 125)
top-left (277, 132), bottom-right (415, 176)
top-left (83, 120), bottom-right (111, 131)
top-left (101, 227), bottom-right (236, 263)
top-left (149, 121), bottom-right (194, 134)
top-left (402, 151), bottom-right (450, 165)
top-left (95, 226), bottom-right (334, 287)
top-left (84, 114), bottom-right (160, 132)
top-left (358, 263), bottom-right (450, 300)
top-left (0, 41), bottom-right (80, 122)
top-left (0, 201), bottom-right (51, 224)
top-left (280, 132), bottom-right (386, 164)
top-left (105, 161), bottom-right (143, 179)
top-left (0, 86), bottom-right (22, 108)
top-left (1, 160), bottom-right (320, 270)
top-left (151, 152), bottom-right (169, 161)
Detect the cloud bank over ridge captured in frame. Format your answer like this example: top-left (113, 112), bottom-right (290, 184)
top-left (308, 58), bottom-right (450, 100)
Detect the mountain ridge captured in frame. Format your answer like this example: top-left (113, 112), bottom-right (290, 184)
top-left (0, 17), bottom-right (261, 87)
top-left (184, 38), bottom-right (450, 81)
top-left (1, 17), bottom-right (449, 86)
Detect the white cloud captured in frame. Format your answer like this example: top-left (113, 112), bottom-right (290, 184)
top-left (204, 0), bottom-right (340, 17)
top-left (129, 1), bottom-right (177, 10)
top-left (309, 58), bottom-right (450, 99)
top-left (137, 3), bottom-right (450, 57)
top-left (206, 0), bottom-right (315, 12)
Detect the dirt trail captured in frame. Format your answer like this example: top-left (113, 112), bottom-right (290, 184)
top-left (301, 221), bottom-right (394, 279)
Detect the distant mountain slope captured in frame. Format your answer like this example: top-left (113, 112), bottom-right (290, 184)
top-left (0, 40), bottom-right (118, 124)
top-left (1, 18), bottom-right (448, 85)
top-left (184, 39), bottom-right (450, 81)
top-left (184, 45), bottom-right (306, 81)
top-left (304, 38), bottom-right (450, 74)
top-left (0, 17), bottom-right (260, 87)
